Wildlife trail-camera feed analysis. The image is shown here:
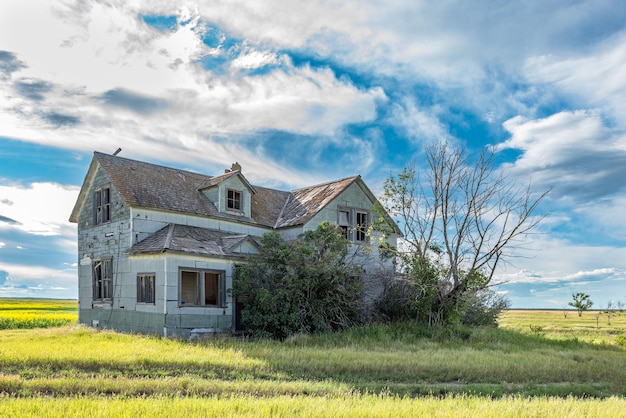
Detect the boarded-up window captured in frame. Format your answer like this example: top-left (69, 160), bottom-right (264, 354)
top-left (205, 272), bottom-right (219, 305)
top-left (180, 271), bottom-right (198, 305)
top-left (94, 186), bottom-right (111, 225)
top-left (93, 257), bottom-right (113, 301)
top-left (179, 269), bottom-right (225, 307)
top-left (137, 273), bottom-right (155, 304)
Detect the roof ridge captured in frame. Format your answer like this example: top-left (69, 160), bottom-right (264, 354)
top-left (290, 175), bottom-right (360, 193)
top-left (94, 151), bottom-right (213, 181)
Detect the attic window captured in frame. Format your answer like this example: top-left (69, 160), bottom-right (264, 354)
top-left (356, 211), bottom-right (369, 242)
top-left (227, 189), bottom-right (242, 211)
top-left (338, 209), bottom-right (350, 239)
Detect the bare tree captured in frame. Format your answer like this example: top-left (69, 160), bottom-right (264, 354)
top-left (375, 141), bottom-right (550, 325)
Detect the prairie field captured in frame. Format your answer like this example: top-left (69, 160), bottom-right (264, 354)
top-left (0, 299), bottom-right (77, 329)
top-left (0, 300), bottom-right (625, 417)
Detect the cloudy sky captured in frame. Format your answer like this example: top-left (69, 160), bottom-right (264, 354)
top-left (1, 0), bottom-right (625, 308)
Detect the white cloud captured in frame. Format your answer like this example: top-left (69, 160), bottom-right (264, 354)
top-left (230, 46), bottom-right (280, 70)
top-left (498, 110), bottom-right (626, 200)
top-left (495, 234), bottom-right (626, 286)
top-left (524, 31), bottom-right (626, 127)
top-left (0, 182), bottom-right (79, 236)
top-left (0, 0), bottom-right (386, 187)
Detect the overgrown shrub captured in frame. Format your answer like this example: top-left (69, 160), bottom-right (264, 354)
top-left (461, 289), bottom-right (510, 327)
top-left (233, 223), bottom-right (365, 340)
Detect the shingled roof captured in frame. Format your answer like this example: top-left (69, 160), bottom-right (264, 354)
top-left (128, 224), bottom-right (258, 258)
top-left (70, 152), bottom-right (387, 231)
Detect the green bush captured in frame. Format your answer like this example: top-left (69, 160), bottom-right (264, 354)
top-left (233, 223), bottom-right (365, 340)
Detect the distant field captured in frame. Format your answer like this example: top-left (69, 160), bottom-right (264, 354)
top-left (0, 300), bottom-right (625, 417)
top-left (0, 298), bottom-right (77, 329)
top-left (499, 309), bottom-right (626, 345)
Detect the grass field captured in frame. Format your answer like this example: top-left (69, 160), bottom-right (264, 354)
top-left (0, 300), bottom-right (625, 417)
top-left (0, 299), bottom-right (77, 329)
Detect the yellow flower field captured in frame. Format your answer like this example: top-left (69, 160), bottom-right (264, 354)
top-left (0, 298), bottom-right (77, 329)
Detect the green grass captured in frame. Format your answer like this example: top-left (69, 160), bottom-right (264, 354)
top-left (1, 301), bottom-right (625, 416)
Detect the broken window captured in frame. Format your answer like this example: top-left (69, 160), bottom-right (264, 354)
top-left (137, 273), bottom-right (155, 304)
top-left (337, 208), bottom-right (369, 243)
top-left (179, 269), bottom-right (225, 307)
top-left (94, 186), bottom-right (111, 225)
top-left (356, 211), bottom-right (369, 242)
top-left (93, 257), bottom-right (112, 302)
top-left (338, 209), bottom-right (351, 239)
top-left (227, 189), bottom-right (242, 211)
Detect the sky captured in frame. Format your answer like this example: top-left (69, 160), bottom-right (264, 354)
top-left (0, 0), bottom-right (625, 309)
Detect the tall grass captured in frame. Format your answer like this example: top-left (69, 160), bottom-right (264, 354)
top-left (1, 301), bottom-right (626, 417)
top-left (1, 395), bottom-right (625, 418)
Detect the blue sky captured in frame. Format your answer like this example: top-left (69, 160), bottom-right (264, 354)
top-left (1, 0), bottom-right (625, 308)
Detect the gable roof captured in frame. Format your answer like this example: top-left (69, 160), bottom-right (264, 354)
top-left (275, 176), bottom-right (359, 228)
top-left (197, 169), bottom-right (257, 194)
top-left (70, 151), bottom-right (400, 234)
top-left (128, 224), bottom-right (258, 258)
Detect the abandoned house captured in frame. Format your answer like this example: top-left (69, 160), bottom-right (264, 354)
top-left (69, 151), bottom-right (400, 338)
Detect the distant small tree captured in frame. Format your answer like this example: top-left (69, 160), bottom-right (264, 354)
top-left (568, 292), bottom-right (593, 317)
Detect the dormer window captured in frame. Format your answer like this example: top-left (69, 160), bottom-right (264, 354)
top-left (227, 189), bottom-right (242, 211)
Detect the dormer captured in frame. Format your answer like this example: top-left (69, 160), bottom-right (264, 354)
top-left (198, 163), bottom-right (256, 218)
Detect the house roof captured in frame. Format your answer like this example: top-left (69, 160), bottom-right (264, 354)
top-left (128, 224), bottom-right (259, 258)
top-left (197, 169), bottom-right (257, 195)
top-left (274, 176), bottom-right (359, 228)
top-left (70, 151), bottom-right (400, 234)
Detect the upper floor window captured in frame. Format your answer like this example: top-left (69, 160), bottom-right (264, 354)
top-left (338, 209), bottom-right (351, 239)
top-left (356, 211), bottom-right (369, 242)
top-left (227, 189), bottom-right (242, 211)
top-left (337, 208), bottom-right (369, 243)
top-left (93, 257), bottom-right (113, 302)
top-left (94, 186), bottom-right (111, 224)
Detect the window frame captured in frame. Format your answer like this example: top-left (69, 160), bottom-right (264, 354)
top-left (178, 268), bottom-right (226, 308)
top-left (338, 208), bottom-right (351, 240)
top-left (337, 207), bottom-right (370, 243)
top-left (94, 185), bottom-right (111, 225)
top-left (226, 189), bottom-right (242, 211)
top-left (355, 210), bottom-right (369, 243)
top-left (137, 273), bottom-right (155, 304)
top-left (92, 257), bottom-right (113, 302)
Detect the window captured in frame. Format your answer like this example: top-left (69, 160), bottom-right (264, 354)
top-left (179, 269), bottom-right (225, 307)
top-left (94, 186), bottom-right (111, 224)
top-left (338, 209), bottom-right (351, 239)
top-left (137, 273), bottom-right (155, 304)
top-left (337, 208), bottom-right (369, 243)
top-left (227, 189), bottom-right (242, 211)
top-left (93, 257), bottom-right (112, 301)
top-left (356, 211), bottom-right (369, 242)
